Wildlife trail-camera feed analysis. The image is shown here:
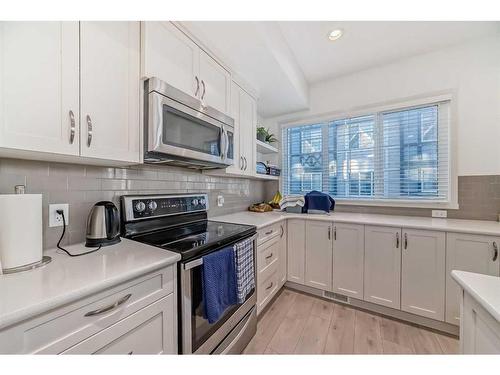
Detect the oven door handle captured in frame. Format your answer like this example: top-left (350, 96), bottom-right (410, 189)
top-left (183, 233), bottom-right (258, 271)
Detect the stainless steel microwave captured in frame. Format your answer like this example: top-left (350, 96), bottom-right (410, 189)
top-left (144, 77), bottom-right (234, 169)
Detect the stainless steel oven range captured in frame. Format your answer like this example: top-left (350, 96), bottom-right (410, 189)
top-left (143, 77), bottom-right (234, 169)
top-left (121, 193), bottom-right (257, 354)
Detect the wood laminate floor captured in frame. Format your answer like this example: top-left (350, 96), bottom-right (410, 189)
top-left (243, 289), bottom-right (459, 355)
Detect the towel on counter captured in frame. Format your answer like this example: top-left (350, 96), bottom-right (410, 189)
top-left (303, 190), bottom-right (335, 214)
top-left (234, 237), bottom-right (255, 303)
top-left (279, 194), bottom-right (305, 209)
top-left (202, 246), bottom-right (238, 324)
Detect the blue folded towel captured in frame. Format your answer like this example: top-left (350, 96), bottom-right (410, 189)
top-left (202, 246), bottom-right (238, 324)
top-left (303, 190), bottom-right (335, 213)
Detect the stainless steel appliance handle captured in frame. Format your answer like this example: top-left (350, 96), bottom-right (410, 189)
top-left (201, 80), bottom-right (206, 100)
top-left (194, 76), bottom-right (200, 97)
top-left (86, 115), bottom-right (93, 147)
top-left (69, 110), bottom-right (75, 144)
top-left (396, 232), bottom-right (400, 249)
top-left (224, 130), bottom-right (230, 159)
top-left (84, 294), bottom-right (131, 317)
top-left (493, 241), bottom-right (498, 261)
top-left (220, 127), bottom-right (226, 159)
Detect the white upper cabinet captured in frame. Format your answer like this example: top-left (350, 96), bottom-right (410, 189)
top-left (364, 225), bottom-right (402, 309)
top-left (445, 233), bottom-right (500, 325)
top-left (305, 220), bottom-right (333, 291)
top-left (0, 22), bottom-right (80, 156)
top-left (287, 219), bottom-right (306, 285)
top-left (141, 22), bottom-right (199, 98)
top-left (401, 229), bottom-right (446, 321)
top-left (80, 22), bottom-right (140, 163)
top-left (141, 22), bottom-right (231, 116)
top-left (199, 50), bottom-right (231, 115)
top-left (332, 223), bottom-right (364, 298)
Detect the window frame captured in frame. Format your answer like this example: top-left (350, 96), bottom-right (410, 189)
top-left (280, 94), bottom-right (458, 209)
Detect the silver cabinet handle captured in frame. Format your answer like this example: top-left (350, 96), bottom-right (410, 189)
top-left (328, 226), bottom-right (331, 240)
top-left (280, 225), bottom-right (284, 238)
top-left (244, 157), bottom-right (248, 170)
top-left (404, 233), bottom-right (408, 250)
top-left (194, 76), bottom-right (200, 97)
top-left (86, 114), bottom-right (93, 147)
top-left (265, 282), bottom-right (274, 290)
top-left (84, 294), bottom-right (132, 317)
top-left (201, 80), bottom-right (206, 100)
top-left (396, 232), bottom-right (400, 248)
top-left (334, 226), bottom-right (337, 240)
top-left (69, 110), bottom-right (75, 144)
top-left (265, 230), bottom-right (273, 235)
top-left (265, 253), bottom-right (273, 260)
top-left (493, 242), bottom-right (498, 261)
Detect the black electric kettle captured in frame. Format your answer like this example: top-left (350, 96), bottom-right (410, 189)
top-left (85, 201), bottom-right (121, 247)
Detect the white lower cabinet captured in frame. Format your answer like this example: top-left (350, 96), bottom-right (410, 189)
top-left (62, 294), bottom-right (175, 354)
top-left (364, 225), bottom-right (401, 309)
top-left (305, 220), bottom-right (333, 290)
top-left (461, 291), bottom-right (500, 354)
top-left (401, 229), bottom-right (446, 321)
top-left (287, 219), bottom-right (306, 285)
top-left (332, 223), bottom-right (364, 298)
top-left (445, 233), bottom-right (500, 325)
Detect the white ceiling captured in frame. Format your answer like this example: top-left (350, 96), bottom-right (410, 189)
top-left (278, 21), bottom-right (500, 83)
top-left (181, 21), bottom-right (500, 117)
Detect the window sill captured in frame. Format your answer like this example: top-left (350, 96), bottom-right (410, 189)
top-left (333, 198), bottom-right (459, 210)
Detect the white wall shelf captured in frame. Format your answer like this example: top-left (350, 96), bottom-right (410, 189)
top-left (256, 140), bottom-right (278, 154)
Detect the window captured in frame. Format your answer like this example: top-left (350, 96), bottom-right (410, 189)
top-left (282, 100), bottom-right (451, 205)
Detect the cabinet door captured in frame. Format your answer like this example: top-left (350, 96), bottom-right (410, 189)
top-left (305, 220), bottom-right (333, 290)
top-left (0, 22), bottom-right (79, 155)
top-left (287, 219), bottom-right (306, 284)
top-left (332, 223), bottom-right (364, 298)
top-left (446, 233), bottom-right (500, 325)
top-left (199, 50), bottom-right (231, 115)
top-left (238, 86), bottom-right (256, 176)
top-left (364, 226), bottom-right (402, 309)
top-left (278, 221), bottom-right (287, 287)
top-left (226, 82), bottom-right (242, 174)
top-left (401, 229), bottom-right (445, 320)
top-left (142, 22), bottom-right (199, 98)
top-left (80, 22), bottom-right (140, 163)
top-left (62, 294), bottom-right (175, 354)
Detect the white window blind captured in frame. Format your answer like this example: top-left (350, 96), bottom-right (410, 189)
top-left (282, 101), bottom-right (450, 203)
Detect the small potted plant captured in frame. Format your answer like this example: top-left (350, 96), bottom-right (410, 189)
top-left (256, 127), bottom-right (278, 145)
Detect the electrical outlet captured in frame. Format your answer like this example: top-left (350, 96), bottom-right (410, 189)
top-left (217, 195), bottom-right (224, 207)
top-left (49, 203), bottom-right (69, 227)
top-left (432, 210), bottom-right (447, 218)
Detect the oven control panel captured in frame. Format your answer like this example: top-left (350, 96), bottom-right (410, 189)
top-left (122, 194), bottom-right (208, 221)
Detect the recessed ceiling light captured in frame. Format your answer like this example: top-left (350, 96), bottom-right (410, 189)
top-left (328, 29), bottom-right (343, 41)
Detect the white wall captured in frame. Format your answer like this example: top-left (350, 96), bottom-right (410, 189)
top-left (263, 34), bottom-right (500, 176)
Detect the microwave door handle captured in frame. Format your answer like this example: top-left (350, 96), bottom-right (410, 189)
top-left (224, 130), bottom-right (230, 159)
top-left (220, 127), bottom-right (225, 159)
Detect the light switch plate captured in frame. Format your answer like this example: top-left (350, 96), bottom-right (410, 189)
top-left (49, 203), bottom-right (69, 227)
top-left (432, 210), bottom-right (447, 218)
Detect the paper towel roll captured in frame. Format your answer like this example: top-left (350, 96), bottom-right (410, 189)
top-left (0, 194), bottom-right (43, 272)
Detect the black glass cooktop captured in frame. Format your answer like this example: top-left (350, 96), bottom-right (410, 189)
top-left (130, 220), bottom-right (256, 261)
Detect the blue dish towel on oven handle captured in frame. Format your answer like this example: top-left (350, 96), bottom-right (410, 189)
top-left (202, 246), bottom-right (238, 324)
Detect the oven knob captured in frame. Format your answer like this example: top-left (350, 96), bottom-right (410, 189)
top-left (148, 201), bottom-right (158, 211)
top-left (192, 199), bottom-right (199, 206)
top-left (200, 198), bottom-right (206, 205)
top-left (134, 201), bottom-right (146, 212)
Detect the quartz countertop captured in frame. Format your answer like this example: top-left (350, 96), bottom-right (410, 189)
top-left (451, 270), bottom-right (500, 323)
top-left (0, 238), bottom-right (180, 330)
top-left (212, 211), bottom-right (500, 236)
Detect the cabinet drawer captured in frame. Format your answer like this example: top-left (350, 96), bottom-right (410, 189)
top-left (62, 294), bottom-right (175, 354)
top-left (257, 222), bottom-right (283, 246)
top-left (257, 269), bottom-right (279, 314)
top-left (257, 235), bottom-right (280, 273)
top-left (25, 266), bottom-right (174, 354)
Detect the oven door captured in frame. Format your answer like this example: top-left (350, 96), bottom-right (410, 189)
top-left (180, 234), bottom-right (257, 354)
top-left (147, 90), bottom-right (234, 166)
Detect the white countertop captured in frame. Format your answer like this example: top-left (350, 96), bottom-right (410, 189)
top-left (0, 238), bottom-right (180, 330)
top-left (212, 211), bottom-right (500, 236)
top-left (452, 270), bottom-right (500, 323)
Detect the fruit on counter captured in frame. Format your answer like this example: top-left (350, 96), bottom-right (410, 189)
top-left (269, 191), bottom-right (282, 205)
top-left (248, 203), bottom-right (273, 213)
